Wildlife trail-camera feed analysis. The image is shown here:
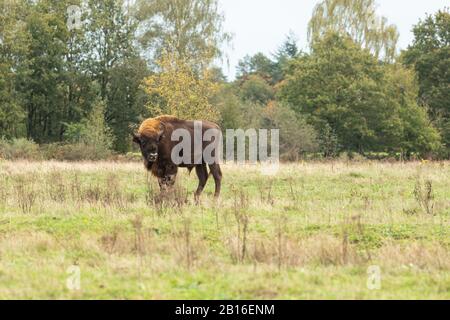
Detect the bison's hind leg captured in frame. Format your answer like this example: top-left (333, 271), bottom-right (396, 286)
top-left (194, 164), bottom-right (209, 202)
top-left (208, 163), bottom-right (222, 198)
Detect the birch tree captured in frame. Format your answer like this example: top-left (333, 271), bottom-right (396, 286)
top-left (308, 0), bottom-right (399, 62)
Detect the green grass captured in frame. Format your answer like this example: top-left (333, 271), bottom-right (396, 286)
top-left (0, 160), bottom-right (449, 299)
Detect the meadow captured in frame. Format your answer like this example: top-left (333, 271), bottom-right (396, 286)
top-left (0, 160), bottom-right (449, 299)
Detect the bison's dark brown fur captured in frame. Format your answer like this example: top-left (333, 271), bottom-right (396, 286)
top-left (132, 115), bottom-right (222, 199)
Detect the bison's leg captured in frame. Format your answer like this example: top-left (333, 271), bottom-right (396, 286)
top-left (158, 174), bottom-right (177, 191)
top-left (158, 165), bottom-right (178, 192)
top-left (208, 163), bottom-right (222, 198)
top-left (194, 164), bottom-right (208, 201)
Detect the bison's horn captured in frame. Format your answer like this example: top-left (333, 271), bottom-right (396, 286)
top-left (132, 132), bottom-right (141, 144)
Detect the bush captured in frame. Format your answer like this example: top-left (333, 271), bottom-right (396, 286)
top-left (263, 102), bottom-right (320, 160)
top-left (41, 100), bottom-right (115, 161)
top-left (63, 100), bottom-right (115, 153)
top-left (338, 152), bottom-right (367, 162)
top-left (0, 138), bottom-right (42, 160)
top-left (42, 143), bottom-right (113, 161)
top-left (0, 138), bottom-right (113, 162)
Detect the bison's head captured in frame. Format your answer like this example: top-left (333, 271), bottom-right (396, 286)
top-left (132, 120), bottom-right (166, 165)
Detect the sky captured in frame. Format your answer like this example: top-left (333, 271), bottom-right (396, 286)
top-left (218, 0), bottom-right (448, 80)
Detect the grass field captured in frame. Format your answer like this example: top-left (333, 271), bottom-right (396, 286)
top-left (0, 160), bottom-right (449, 299)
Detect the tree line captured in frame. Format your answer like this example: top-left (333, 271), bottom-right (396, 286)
top-left (0, 0), bottom-right (449, 159)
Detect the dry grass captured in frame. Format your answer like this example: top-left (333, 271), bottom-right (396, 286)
top-left (0, 160), bottom-right (449, 299)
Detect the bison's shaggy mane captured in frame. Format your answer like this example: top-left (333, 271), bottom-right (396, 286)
top-left (138, 115), bottom-right (179, 137)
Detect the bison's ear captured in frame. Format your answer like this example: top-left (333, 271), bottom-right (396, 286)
top-left (132, 132), bottom-right (141, 145)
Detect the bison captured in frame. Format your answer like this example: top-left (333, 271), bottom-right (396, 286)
top-left (132, 115), bottom-right (222, 200)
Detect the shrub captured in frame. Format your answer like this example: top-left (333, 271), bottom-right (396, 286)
top-left (263, 102), bottom-right (320, 160)
top-left (0, 138), bottom-right (42, 160)
top-left (42, 143), bottom-right (112, 161)
top-left (47, 100), bottom-right (115, 161)
top-left (63, 100), bottom-right (115, 152)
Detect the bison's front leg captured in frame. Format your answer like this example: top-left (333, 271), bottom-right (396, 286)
top-left (157, 164), bottom-right (178, 192)
top-left (158, 174), bottom-right (177, 191)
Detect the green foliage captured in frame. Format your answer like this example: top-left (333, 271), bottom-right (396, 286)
top-left (83, 0), bottom-right (145, 152)
top-left (213, 84), bottom-right (244, 130)
top-left (237, 34), bottom-right (300, 85)
top-left (213, 83), bottom-right (318, 159)
top-left (237, 53), bottom-right (277, 82)
top-left (0, 0), bottom-right (29, 138)
top-left (278, 33), bottom-right (441, 156)
top-left (0, 0), bottom-right (145, 152)
top-left (85, 0), bottom-right (138, 99)
top-left (239, 74), bottom-right (274, 105)
top-left (0, 138), bottom-right (41, 160)
top-left (263, 102), bottom-right (319, 160)
top-left (319, 123), bottom-right (339, 158)
top-left (0, 1), bottom-right (449, 158)
top-left (106, 58), bottom-right (150, 152)
top-left (19, 0), bottom-right (72, 142)
top-left (402, 8), bottom-right (450, 153)
top-left (57, 101), bottom-right (114, 160)
top-left (65, 100), bottom-right (114, 150)
top-left (273, 33), bottom-right (301, 82)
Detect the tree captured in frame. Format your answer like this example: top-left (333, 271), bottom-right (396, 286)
top-left (83, 0), bottom-right (148, 152)
top-left (63, 99), bottom-right (115, 159)
top-left (135, 0), bottom-right (230, 67)
top-left (85, 0), bottom-right (137, 101)
top-left (236, 53), bottom-right (276, 82)
top-left (382, 64), bottom-right (442, 155)
top-left (275, 32), bottom-right (299, 61)
top-left (0, 0), bottom-right (29, 138)
top-left (278, 33), bottom-right (440, 156)
top-left (20, 0), bottom-right (71, 142)
top-left (235, 53), bottom-right (277, 105)
top-left (263, 102), bottom-right (319, 160)
top-left (107, 57), bottom-right (150, 152)
top-left (236, 35), bottom-right (300, 87)
top-left (61, 0), bottom-right (99, 142)
top-left (402, 8), bottom-right (450, 152)
top-left (308, 0), bottom-right (399, 62)
top-left (212, 84), bottom-right (244, 130)
top-left (272, 33), bottom-right (301, 83)
top-left (143, 51), bottom-right (219, 121)
top-left (238, 74), bottom-right (274, 105)
top-left (1, 0), bottom-right (98, 143)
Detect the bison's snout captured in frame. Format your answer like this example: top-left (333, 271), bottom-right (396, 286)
top-left (147, 153), bottom-right (158, 162)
